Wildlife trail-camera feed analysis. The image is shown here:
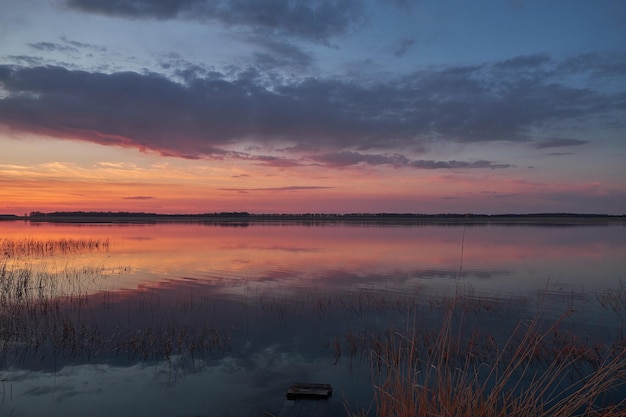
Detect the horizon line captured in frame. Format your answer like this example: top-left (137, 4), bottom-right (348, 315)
top-left (2, 211), bottom-right (624, 218)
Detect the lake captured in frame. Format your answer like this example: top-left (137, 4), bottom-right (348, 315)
top-left (1, 221), bottom-right (625, 416)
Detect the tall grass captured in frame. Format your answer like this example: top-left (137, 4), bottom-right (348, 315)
top-left (0, 258), bottom-right (229, 368)
top-left (1, 237), bottom-right (110, 258)
top-left (363, 297), bottom-right (625, 417)
top-left (341, 226), bottom-right (625, 416)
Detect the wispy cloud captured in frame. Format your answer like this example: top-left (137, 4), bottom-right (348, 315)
top-left (29, 42), bottom-right (78, 54)
top-left (392, 37), bottom-right (415, 57)
top-left (6, 55), bottom-right (46, 66)
top-left (219, 186), bottom-right (333, 192)
top-left (122, 195), bottom-right (154, 200)
top-left (244, 35), bottom-right (314, 70)
top-left (535, 138), bottom-right (588, 149)
top-left (28, 37), bottom-right (107, 57)
top-left (96, 162), bottom-right (138, 169)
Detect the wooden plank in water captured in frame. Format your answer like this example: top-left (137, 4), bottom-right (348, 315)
top-left (286, 383), bottom-right (333, 400)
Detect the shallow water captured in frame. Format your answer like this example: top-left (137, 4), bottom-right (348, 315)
top-left (1, 221), bottom-right (624, 416)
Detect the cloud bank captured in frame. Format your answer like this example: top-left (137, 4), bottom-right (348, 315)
top-left (0, 52), bottom-right (624, 169)
top-left (65, 0), bottom-right (365, 43)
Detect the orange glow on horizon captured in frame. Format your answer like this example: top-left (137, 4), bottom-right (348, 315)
top-left (2, 135), bottom-right (623, 215)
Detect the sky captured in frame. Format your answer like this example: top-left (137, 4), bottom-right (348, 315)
top-left (0, 0), bottom-right (625, 215)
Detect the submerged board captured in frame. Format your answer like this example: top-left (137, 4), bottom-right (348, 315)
top-left (286, 383), bottom-right (333, 400)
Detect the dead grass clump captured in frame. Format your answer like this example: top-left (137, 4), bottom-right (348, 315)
top-left (366, 304), bottom-right (625, 417)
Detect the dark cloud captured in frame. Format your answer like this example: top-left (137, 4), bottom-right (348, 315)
top-left (219, 186), bottom-right (333, 192)
top-left (66, 0), bottom-right (208, 19)
top-left (122, 196), bottom-right (154, 200)
top-left (65, 0), bottom-right (365, 43)
top-left (245, 154), bottom-right (302, 167)
top-left (535, 138), bottom-right (588, 149)
top-left (312, 151), bottom-right (411, 167)
top-left (157, 54), bottom-right (214, 82)
top-left (312, 151), bottom-right (510, 169)
top-left (409, 160), bottom-right (511, 169)
top-left (0, 52), bottom-right (624, 168)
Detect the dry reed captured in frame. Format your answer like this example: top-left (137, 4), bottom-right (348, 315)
top-left (362, 298), bottom-right (625, 417)
top-left (1, 237), bottom-right (110, 258)
top-left (1, 259), bottom-right (229, 368)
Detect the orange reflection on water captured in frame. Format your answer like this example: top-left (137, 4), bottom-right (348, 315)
top-left (1, 221), bottom-right (624, 299)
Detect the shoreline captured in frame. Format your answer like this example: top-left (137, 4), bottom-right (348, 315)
top-left (1, 213), bottom-right (625, 226)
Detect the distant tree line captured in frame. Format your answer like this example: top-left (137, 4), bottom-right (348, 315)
top-left (25, 211), bottom-right (620, 218)
top-left (28, 211), bottom-right (253, 218)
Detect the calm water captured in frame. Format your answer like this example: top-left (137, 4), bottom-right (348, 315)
top-left (1, 221), bottom-right (625, 416)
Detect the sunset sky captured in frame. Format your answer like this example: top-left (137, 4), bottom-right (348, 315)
top-left (1, 0), bottom-right (625, 215)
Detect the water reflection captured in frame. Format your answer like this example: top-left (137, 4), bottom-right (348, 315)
top-left (1, 275), bottom-right (374, 417)
top-left (1, 222), bottom-right (625, 416)
top-left (3, 221), bottom-right (624, 297)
